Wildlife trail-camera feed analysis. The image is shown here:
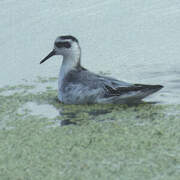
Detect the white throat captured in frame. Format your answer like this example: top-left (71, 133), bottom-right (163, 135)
top-left (58, 47), bottom-right (81, 93)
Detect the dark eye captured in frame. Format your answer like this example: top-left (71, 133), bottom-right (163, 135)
top-left (55, 42), bottom-right (71, 48)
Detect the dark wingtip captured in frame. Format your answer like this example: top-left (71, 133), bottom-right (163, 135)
top-left (147, 85), bottom-right (163, 94)
top-left (148, 84), bottom-right (164, 91)
top-left (155, 85), bottom-right (164, 90)
top-left (134, 84), bottom-right (164, 92)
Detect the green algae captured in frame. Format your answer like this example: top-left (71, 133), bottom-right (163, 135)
top-left (35, 76), bottom-right (58, 83)
top-left (0, 78), bottom-right (180, 180)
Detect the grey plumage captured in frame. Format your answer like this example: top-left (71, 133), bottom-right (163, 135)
top-left (40, 35), bottom-right (163, 104)
top-left (60, 67), bottom-right (163, 104)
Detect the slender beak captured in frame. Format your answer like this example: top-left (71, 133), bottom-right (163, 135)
top-left (40, 50), bottom-right (55, 64)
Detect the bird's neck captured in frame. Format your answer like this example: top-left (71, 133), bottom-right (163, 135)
top-left (61, 49), bottom-right (81, 75)
top-left (58, 48), bottom-right (81, 90)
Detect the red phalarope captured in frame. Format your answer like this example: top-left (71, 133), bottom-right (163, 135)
top-left (40, 35), bottom-right (163, 104)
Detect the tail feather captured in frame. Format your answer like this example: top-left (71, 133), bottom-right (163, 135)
top-left (103, 84), bottom-right (163, 103)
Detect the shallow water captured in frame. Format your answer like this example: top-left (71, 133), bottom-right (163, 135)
top-left (0, 82), bottom-right (180, 179)
top-left (0, 0), bottom-right (180, 179)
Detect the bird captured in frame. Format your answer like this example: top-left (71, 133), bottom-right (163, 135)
top-left (40, 35), bottom-right (163, 104)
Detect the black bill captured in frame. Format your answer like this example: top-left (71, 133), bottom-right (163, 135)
top-left (40, 50), bottom-right (55, 64)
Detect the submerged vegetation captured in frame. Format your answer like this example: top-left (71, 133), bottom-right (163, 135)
top-left (0, 77), bottom-right (180, 180)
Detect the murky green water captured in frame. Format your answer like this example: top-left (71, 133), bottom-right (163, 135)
top-left (0, 77), bottom-right (180, 179)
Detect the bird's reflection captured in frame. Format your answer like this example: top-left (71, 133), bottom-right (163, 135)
top-left (55, 100), bottom-right (158, 127)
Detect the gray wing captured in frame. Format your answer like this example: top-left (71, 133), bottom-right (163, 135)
top-left (64, 68), bottom-right (163, 98)
top-left (63, 69), bottom-right (132, 95)
top-left (61, 68), bottom-right (163, 104)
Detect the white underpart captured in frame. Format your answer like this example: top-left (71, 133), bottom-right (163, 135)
top-left (58, 43), bottom-right (81, 101)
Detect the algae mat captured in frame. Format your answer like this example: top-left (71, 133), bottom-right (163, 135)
top-left (0, 77), bottom-right (180, 180)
